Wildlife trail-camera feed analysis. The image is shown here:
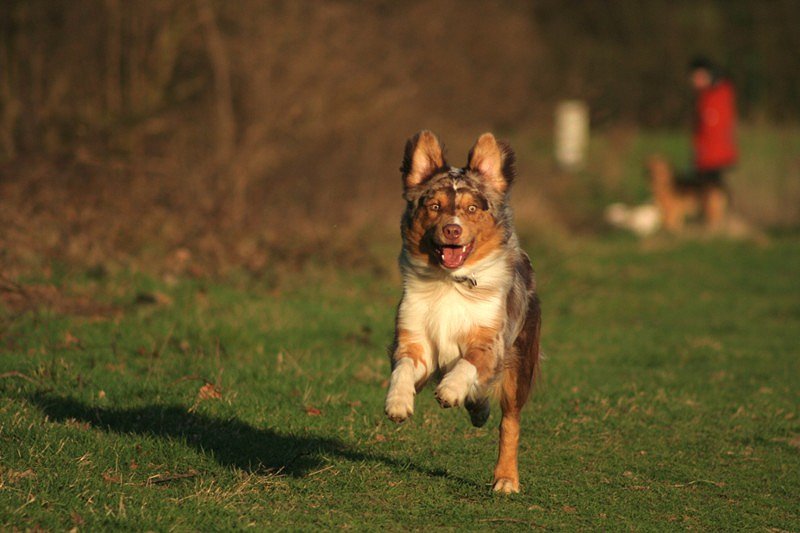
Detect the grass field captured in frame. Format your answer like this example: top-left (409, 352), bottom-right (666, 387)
top-left (1, 234), bottom-right (799, 530)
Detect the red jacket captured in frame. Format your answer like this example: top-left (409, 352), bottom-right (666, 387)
top-left (693, 80), bottom-right (738, 171)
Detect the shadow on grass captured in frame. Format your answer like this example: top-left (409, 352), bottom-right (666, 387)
top-left (23, 392), bottom-right (477, 486)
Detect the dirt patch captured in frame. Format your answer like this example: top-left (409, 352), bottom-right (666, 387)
top-left (0, 277), bottom-right (119, 319)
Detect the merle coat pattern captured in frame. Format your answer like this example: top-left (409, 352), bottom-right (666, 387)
top-left (384, 130), bottom-right (541, 493)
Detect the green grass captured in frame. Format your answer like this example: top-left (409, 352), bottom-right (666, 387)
top-left (1, 236), bottom-right (799, 530)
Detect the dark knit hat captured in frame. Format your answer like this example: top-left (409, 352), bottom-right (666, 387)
top-left (688, 55), bottom-right (717, 74)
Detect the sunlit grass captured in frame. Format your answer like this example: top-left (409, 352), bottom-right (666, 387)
top-left (1, 237), bottom-right (798, 530)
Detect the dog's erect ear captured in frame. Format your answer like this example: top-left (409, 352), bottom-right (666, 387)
top-left (467, 133), bottom-right (516, 193)
top-left (401, 130), bottom-right (446, 190)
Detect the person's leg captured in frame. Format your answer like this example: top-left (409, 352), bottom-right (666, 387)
top-left (699, 169), bottom-right (727, 228)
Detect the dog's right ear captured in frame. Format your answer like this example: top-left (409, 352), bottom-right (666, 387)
top-left (400, 130), bottom-right (445, 191)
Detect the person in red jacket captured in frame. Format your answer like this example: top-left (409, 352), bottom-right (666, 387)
top-left (689, 56), bottom-right (738, 186)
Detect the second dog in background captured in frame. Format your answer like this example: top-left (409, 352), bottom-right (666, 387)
top-left (647, 155), bottom-right (727, 232)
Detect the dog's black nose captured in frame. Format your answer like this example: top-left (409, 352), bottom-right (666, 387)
top-left (443, 224), bottom-right (462, 242)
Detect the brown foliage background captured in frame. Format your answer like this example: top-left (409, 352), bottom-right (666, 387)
top-left (1, 1), bottom-right (799, 276)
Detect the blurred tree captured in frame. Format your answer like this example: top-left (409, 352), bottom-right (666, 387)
top-left (0, 0), bottom-right (797, 163)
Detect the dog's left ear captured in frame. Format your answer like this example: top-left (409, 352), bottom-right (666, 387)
top-left (467, 133), bottom-right (516, 193)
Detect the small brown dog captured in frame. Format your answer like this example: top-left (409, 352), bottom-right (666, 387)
top-left (647, 155), bottom-right (727, 232)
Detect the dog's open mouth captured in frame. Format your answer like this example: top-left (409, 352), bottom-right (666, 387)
top-left (438, 241), bottom-right (474, 269)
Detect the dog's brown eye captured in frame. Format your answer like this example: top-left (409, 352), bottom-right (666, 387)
top-left (467, 205), bottom-right (478, 213)
top-left (429, 204), bottom-right (440, 212)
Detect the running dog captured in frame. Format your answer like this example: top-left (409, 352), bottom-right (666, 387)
top-left (384, 131), bottom-right (541, 493)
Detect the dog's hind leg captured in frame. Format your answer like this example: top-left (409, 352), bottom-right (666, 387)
top-left (662, 205), bottom-right (684, 233)
top-left (493, 296), bottom-right (540, 494)
top-left (493, 389), bottom-right (522, 493)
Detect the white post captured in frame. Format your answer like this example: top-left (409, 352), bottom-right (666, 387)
top-left (554, 100), bottom-right (589, 171)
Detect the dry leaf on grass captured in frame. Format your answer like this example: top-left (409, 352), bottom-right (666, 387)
top-left (771, 435), bottom-right (800, 449)
top-left (188, 382), bottom-right (222, 412)
top-left (62, 331), bottom-right (82, 349)
top-left (198, 382), bottom-right (222, 400)
top-left (2, 469), bottom-right (37, 483)
top-left (102, 470), bottom-right (122, 484)
top-left (145, 469), bottom-right (199, 485)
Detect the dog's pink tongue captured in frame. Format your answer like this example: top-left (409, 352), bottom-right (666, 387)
top-left (442, 247), bottom-right (467, 269)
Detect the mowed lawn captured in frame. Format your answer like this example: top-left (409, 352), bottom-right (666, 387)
top-left (1, 236), bottom-right (799, 530)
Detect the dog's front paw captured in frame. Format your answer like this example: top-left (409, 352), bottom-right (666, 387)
top-left (434, 360), bottom-right (476, 409)
top-left (434, 379), bottom-right (467, 409)
top-left (492, 477), bottom-right (520, 494)
top-left (385, 392), bottom-right (414, 423)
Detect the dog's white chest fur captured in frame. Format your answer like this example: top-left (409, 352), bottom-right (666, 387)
top-left (398, 254), bottom-right (508, 371)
